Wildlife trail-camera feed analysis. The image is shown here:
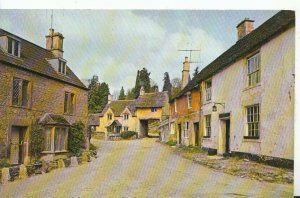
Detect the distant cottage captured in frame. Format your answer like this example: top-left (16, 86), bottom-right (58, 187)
top-left (0, 28), bottom-right (89, 165)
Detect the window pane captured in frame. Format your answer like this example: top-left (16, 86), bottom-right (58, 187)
top-left (54, 128), bottom-right (59, 151)
top-left (14, 40), bottom-right (19, 56)
top-left (44, 128), bottom-right (52, 151)
top-left (64, 93), bottom-right (69, 113)
top-left (70, 93), bottom-right (75, 114)
top-left (8, 38), bottom-right (13, 54)
top-left (12, 78), bottom-right (20, 105)
top-left (22, 80), bottom-right (29, 106)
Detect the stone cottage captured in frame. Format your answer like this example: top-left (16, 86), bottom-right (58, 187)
top-left (0, 28), bottom-right (89, 165)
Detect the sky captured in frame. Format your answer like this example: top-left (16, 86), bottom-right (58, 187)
top-left (0, 10), bottom-right (278, 94)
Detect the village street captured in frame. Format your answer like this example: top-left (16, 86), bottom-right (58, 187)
top-left (0, 138), bottom-right (293, 198)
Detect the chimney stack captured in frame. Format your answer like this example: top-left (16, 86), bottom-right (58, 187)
top-left (46, 28), bottom-right (64, 58)
top-left (140, 86), bottom-right (145, 96)
top-left (108, 94), bottom-right (113, 104)
top-left (181, 56), bottom-right (190, 89)
top-left (236, 18), bottom-right (254, 41)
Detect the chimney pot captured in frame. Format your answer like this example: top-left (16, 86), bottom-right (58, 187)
top-left (236, 18), bottom-right (254, 41)
top-left (46, 28), bottom-right (64, 58)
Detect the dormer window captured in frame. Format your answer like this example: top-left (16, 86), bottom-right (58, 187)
top-left (58, 60), bottom-right (66, 75)
top-left (7, 37), bottom-right (20, 57)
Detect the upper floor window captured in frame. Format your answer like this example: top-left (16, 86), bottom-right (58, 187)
top-left (8, 37), bottom-right (20, 57)
top-left (204, 115), bottom-right (211, 138)
top-left (107, 113), bottom-right (112, 120)
top-left (205, 80), bottom-right (212, 101)
top-left (123, 126), bottom-right (128, 132)
top-left (187, 94), bottom-right (192, 109)
top-left (151, 107), bottom-right (157, 112)
top-left (58, 60), bottom-right (67, 75)
top-left (245, 104), bottom-right (260, 139)
top-left (123, 114), bottom-right (129, 120)
top-left (247, 53), bottom-right (261, 86)
top-left (12, 77), bottom-right (29, 107)
top-left (64, 92), bottom-right (75, 114)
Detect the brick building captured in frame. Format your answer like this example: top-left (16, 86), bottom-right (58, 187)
top-left (0, 28), bottom-right (89, 165)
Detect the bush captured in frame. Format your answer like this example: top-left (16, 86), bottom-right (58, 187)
top-left (30, 122), bottom-right (44, 159)
top-left (0, 158), bottom-right (10, 168)
top-left (90, 143), bottom-right (98, 151)
top-left (68, 121), bottom-right (86, 156)
top-left (165, 140), bottom-right (177, 146)
top-left (120, 131), bottom-right (137, 139)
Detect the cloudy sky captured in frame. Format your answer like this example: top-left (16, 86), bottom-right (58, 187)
top-left (0, 10), bottom-right (278, 94)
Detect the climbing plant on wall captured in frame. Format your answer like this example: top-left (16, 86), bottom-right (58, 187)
top-left (30, 122), bottom-right (44, 160)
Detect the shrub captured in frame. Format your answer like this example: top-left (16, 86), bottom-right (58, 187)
top-left (0, 158), bottom-right (10, 168)
top-left (89, 143), bottom-right (98, 151)
top-left (68, 121), bottom-right (86, 156)
top-left (165, 140), bottom-right (177, 146)
top-left (120, 131), bottom-right (137, 139)
top-left (30, 122), bottom-right (44, 159)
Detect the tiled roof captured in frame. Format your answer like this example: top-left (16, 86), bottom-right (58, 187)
top-left (170, 10), bottom-right (295, 102)
top-left (135, 91), bottom-right (168, 108)
top-left (0, 29), bottom-right (88, 90)
top-left (100, 100), bottom-right (136, 117)
top-left (88, 113), bottom-right (101, 126)
top-left (38, 113), bottom-right (70, 126)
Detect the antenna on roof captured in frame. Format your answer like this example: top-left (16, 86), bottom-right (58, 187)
top-left (50, 9), bottom-right (53, 29)
top-left (178, 49), bottom-right (201, 64)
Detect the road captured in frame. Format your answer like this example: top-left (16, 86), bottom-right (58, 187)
top-left (0, 138), bottom-right (293, 197)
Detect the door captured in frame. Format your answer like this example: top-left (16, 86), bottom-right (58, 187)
top-left (225, 120), bottom-right (230, 153)
top-left (178, 124), bottom-right (181, 144)
top-left (194, 122), bottom-right (199, 146)
top-left (10, 126), bottom-right (25, 165)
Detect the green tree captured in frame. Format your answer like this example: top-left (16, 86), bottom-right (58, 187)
top-left (193, 66), bottom-right (199, 77)
top-left (170, 77), bottom-right (182, 98)
top-left (126, 88), bottom-right (136, 100)
top-left (118, 86), bottom-right (126, 100)
top-left (68, 121), bottom-right (86, 156)
top-left (88, 75), bottom-right (110, 113)
top-left (162, 72), bottom-right (172, 94)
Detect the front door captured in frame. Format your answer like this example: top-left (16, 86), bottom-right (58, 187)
top-left (225, 120), bottom-right (230, 153)
top-left (10, 126), bottom-right (25, 165)
top-left (194, 122), bottom-right (199, 146)
top-left (178, 124), bottom-right (181, 144)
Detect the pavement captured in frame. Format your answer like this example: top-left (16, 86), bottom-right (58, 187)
top-left (0, 138), bottom-right (293, 197)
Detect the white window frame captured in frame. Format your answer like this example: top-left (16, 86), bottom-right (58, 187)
top-left (7, 37), bottom-right (21, 57)
top-left (245, 104), bottom-right (260, 139)
top-left (204, 115), bottom-right (211, 138)
top-left (247, 53), bottom-right (261, 87)
top-left (151, 107), bottom-right (157, 112)
top-left (58, 60), bottom-right (67, 75)
top-left (187, 94), bottom-right (192, 109)
top-left (205, 80), bottom-right (212, 101)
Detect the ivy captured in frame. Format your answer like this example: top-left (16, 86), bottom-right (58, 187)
top-left (68, 121), bottom-right (86, 156)
top-left (30, 122), bottom-right (44, 159)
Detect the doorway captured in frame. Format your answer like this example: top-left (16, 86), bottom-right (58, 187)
top-left (178, 124), bottom-right (181, 144)
top-left (10, 126), bottom-right (26, 165)
top-left (225, 120), bottom-right (230, 153)
top-left (194, 122), bottom-right (199, 146)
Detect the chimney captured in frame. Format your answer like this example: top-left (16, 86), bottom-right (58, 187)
top-left (140, 86), bottom-right (145, 96)
top-left (46, 28), bottom-right (64, 58)
top-left (181, 56), bottom-right (190, 89)
top-left (236, 18), bottom-right (254, 41)
top-left (108, 94), bottom-right (113, 104)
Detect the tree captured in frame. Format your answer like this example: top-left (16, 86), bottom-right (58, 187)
top-left (193, 66), bottom-right (199, 77)
top-left (170, 77), bottom-right (182, 98)
top-left (133, 67), bottom-right (151, 98)
top-left (162, 72), bottom-right (172, 94)
top-left (118, 86), bottom-right (126, 100)
top-left (126, 88), bottom-right (136, 100)
top-left (88, 75), bottom-right (110, 113)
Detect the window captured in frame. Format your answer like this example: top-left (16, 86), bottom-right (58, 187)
top-left (12, 78), bottom-right (29, 107)
top-left (175, 100), bottom-right (177, 113)
top-left (123, 114), bottom-right (129, 120)
top-left (245, 104), bottom-right (260, 139)
top-left (204, 115), bottom-right (211, 137)
top-left (107, 114), bottom-right (112, 120)
top-left (247, 53), bottom-right (261, 86)
top-left (64, 92), bottom-right (75, 114)
top-left (54, 127), bottom-right (68, 151)
top-left (205, 80), bottom-right (212, 101)
top-left (43, 127), bottom-right (68, 152)
top-left (170, 123), bottom-right (175, 135)
top-left (7, 37), bottom-right (20, 57)
top-left (107, 127), bottom-right (112, 133)
top-left (183, 122), bottom-right (189, 138)
top-left (151, 107), bottom-right (157, 112)
top-left (123, 126), bottom-right (128, 132)
top-left (187, 94), bottom-right (192, 109)
top-left (58, 60), bottom-right (67, 75)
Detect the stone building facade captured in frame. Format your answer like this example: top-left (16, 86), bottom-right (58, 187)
top-left (0, 28), bottom-right (88, 165)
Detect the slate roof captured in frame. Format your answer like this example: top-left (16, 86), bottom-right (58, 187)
top-left (170, 10), bottom-right (295, 102)
top-left (38, 113), bottom-right (70, 126)
top-left (88, 113), bottom-right (101, 126)
top-left (100, 100), bottom-right (136, 117)
top-left (135, 91), bottom-right (168, 108)
top-left (0, 29), bottom-right (88, 90)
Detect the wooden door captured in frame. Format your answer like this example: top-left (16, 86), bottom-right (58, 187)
top-left (194, 122), bottom-right (199, 146)
top-left (10, 126), bottom-right (25, 164)
top-left (178, 124), bottom-right (181, 144)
